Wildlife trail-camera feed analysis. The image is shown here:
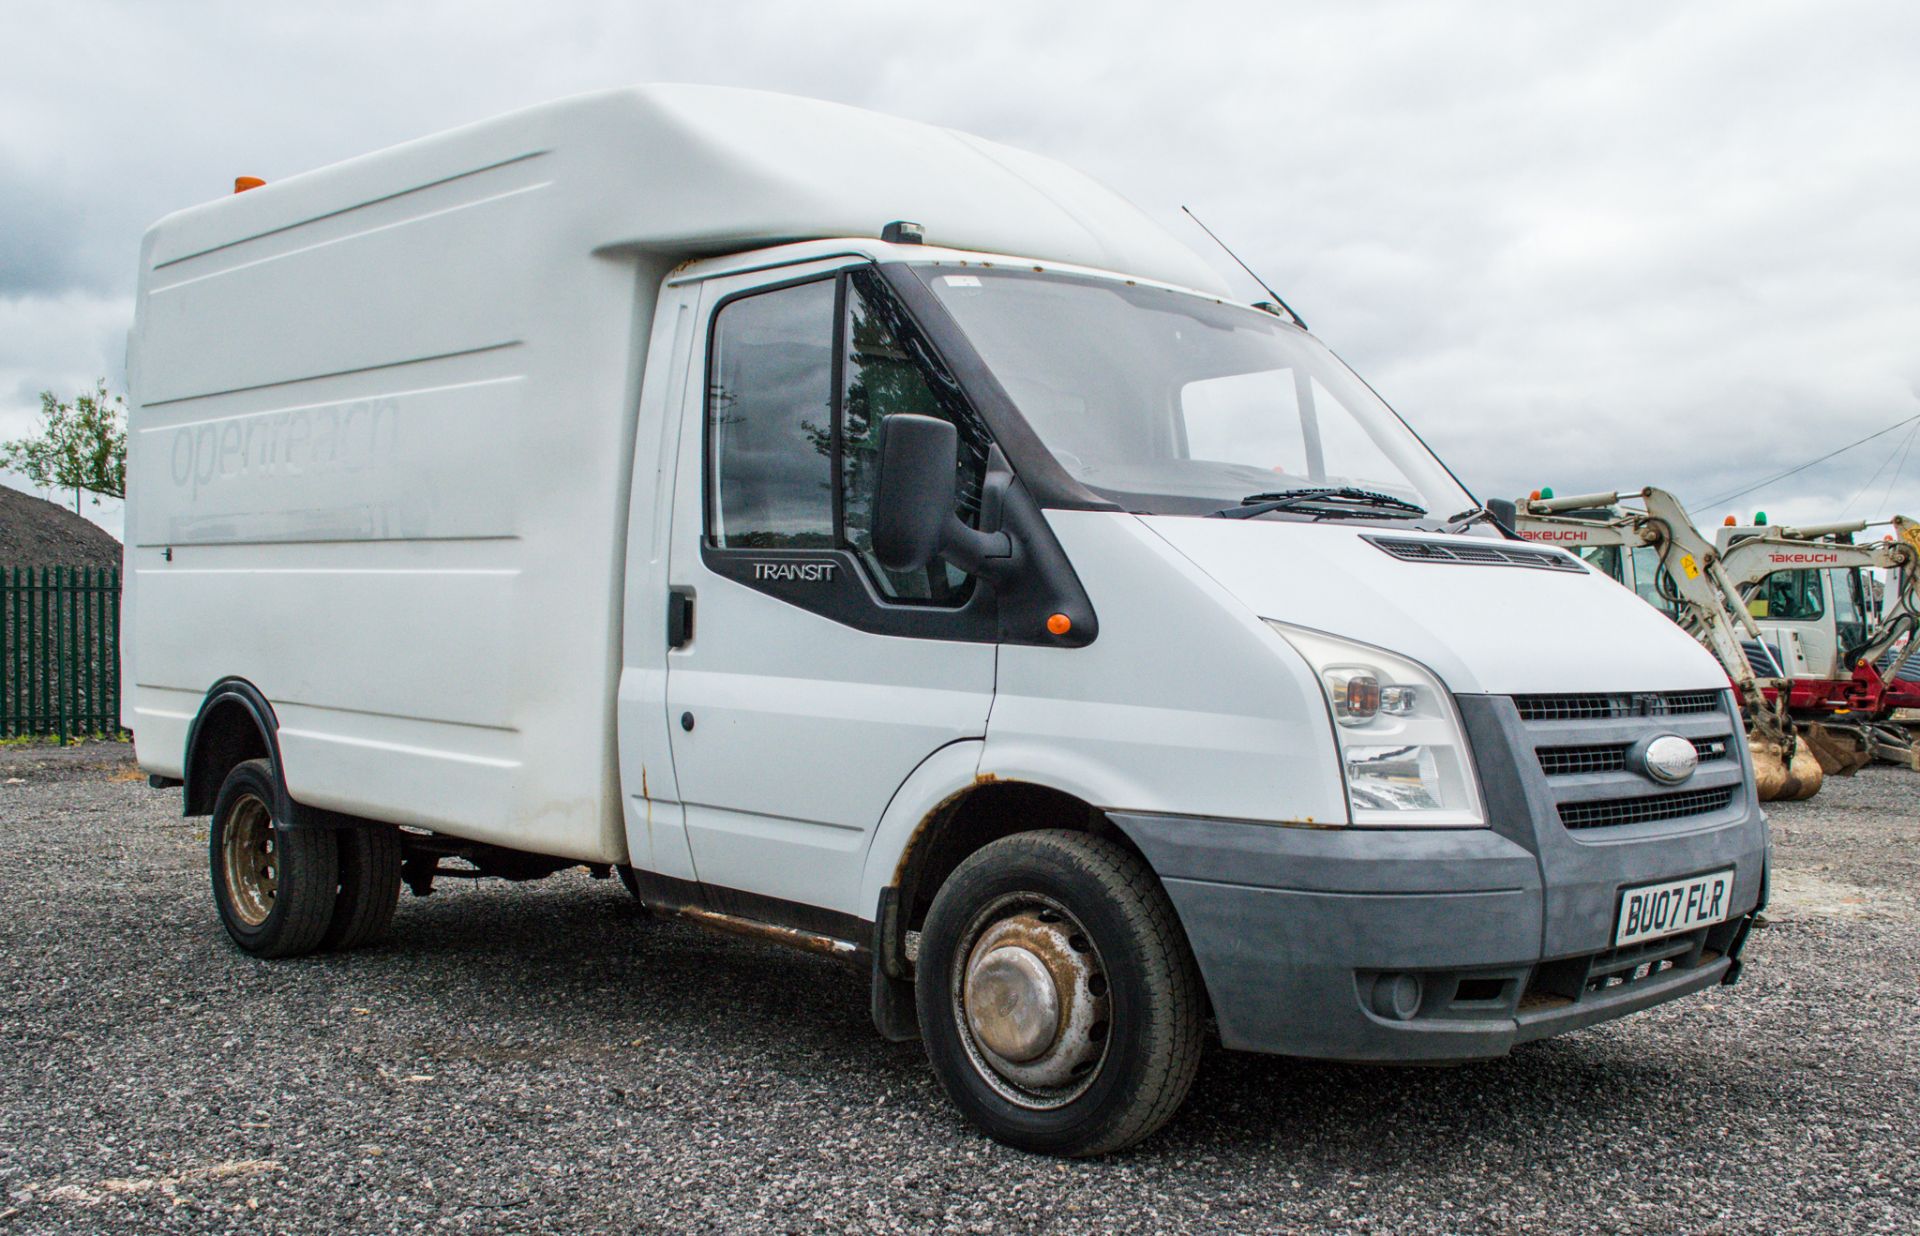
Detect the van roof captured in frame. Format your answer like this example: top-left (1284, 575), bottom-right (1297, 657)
top-left (144, 84), bottom-right (1232, 296)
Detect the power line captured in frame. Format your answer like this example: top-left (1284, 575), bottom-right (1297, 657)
top-left (1841, 426), bottom-right (1903, 517)
top-left (1698, 411), bottom-right (1920, 510)
top-left (1876, 418), bottom-right (1920, 517)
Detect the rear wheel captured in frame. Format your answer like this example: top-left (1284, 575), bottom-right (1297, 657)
top-left (209, 759), bottom-right (338, 958)
top-left (915, 830), bottom-right (1204, 1157)
top-left (322, 824), bottom-right (403, 950)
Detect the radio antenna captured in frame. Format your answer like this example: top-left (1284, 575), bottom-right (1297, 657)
top-left (1181, 206), bottom-right (1307, 330)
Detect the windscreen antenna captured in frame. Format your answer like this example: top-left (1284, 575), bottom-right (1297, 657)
top-left (1181, 206), bottom-right (1307, 330)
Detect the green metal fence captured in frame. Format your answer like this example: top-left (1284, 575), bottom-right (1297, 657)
top-left (1, 566), bottom-right (122, 741)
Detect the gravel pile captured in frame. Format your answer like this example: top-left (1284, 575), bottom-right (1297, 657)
top-left (0, 486), bottom-right (121, 566)
top-left (1, 742), bottom-right (1915, 1233)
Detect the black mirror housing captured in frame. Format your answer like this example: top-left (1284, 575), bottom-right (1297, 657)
top-left (872, 415), bottom-right (960, 572)
top-left (872, 414), bottom-right (1015, 576)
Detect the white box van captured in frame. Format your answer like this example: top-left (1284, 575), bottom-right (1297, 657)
top-left (124, 85), bottom-right (1767, 1156)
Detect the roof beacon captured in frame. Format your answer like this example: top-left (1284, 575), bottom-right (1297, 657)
top-left (881, 220), bottom-right (925, 245)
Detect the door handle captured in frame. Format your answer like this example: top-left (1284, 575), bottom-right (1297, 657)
top-left (667, 589), bottom-right (695, 649)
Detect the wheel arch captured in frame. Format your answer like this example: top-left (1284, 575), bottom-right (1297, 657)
top-left (862, 747), bottom-right (1185, 1014)
top-left (183, 678), bottom-right (289, 820)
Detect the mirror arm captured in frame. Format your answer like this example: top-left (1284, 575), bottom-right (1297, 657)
top-left (940, 519), bottom-right (1014, 577)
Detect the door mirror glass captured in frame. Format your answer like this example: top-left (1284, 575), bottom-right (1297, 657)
top-left (871, 414), bottom-right (959, 573)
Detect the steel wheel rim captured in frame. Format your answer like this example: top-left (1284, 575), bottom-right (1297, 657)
top-left (221, 794), bottom-right (278, 928)
top-left (949, 892), bottom-right (1113, 1110)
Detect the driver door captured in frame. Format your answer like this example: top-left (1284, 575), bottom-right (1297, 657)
top-left (661, 261), bottom-right (998, 922)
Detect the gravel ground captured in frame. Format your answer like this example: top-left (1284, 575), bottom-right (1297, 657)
top-left (1, 742), bottom-right (1915, 1234)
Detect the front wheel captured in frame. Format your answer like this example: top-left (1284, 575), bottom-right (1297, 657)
top-left (915, 830), bottom-right (1204, 1157)
top-left (209, 759), bottom-right (339, 958)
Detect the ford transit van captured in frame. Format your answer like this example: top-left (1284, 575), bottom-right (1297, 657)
top-left (124, 85), bottom-right (1767, 1155)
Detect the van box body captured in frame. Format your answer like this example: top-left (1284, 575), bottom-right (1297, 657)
top-left (124, 86), bottom-right (1222, 864)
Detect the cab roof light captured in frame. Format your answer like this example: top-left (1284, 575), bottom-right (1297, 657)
top-left (1755, 511), bottom-right (1768, 526)
top-left (1539, 486), bottom-right (1555, 500)
top-left (1725, 515), bottom-right (1737, 526)
top-left (881, 220), bottom-right (925, 245)
top-left (234, 176), bottom-right (265, 194)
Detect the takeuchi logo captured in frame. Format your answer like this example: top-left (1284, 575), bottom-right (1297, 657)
top-left (1768, 552), bottom-right (1840, 565)
top-left (1521, 529), bottom-right (1588, 542)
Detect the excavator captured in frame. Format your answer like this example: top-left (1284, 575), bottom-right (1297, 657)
top-left (1715, 515), bottom-right (1920, 771)
top-left (1514, 489), bottom-right (1920, 799)
top-left (1513, 487), bottom-right (1825, 800)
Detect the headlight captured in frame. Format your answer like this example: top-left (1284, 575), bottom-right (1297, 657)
top-left (1266, 621), bottom-right (1485, 827)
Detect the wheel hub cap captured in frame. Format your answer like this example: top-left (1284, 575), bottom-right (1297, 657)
top-left (955, 902), bottom-right (1111, 1108)
top-left (964, 945), bottom-right (1060, 1062)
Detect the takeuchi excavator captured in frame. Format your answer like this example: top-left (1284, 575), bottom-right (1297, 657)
top-left (1513, 487), bottom-right (1824, 800)
top-left (1514, 489), bottom-right (1920, 799)
top-left (1715, 515), bottom-right (1920, 770)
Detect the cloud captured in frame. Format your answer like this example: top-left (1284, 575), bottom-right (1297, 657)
top-left (4, 0), bottom-right (1918, 530)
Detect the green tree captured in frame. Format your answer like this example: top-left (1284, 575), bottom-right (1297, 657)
top-left (0, 380), bottom-right (127, 511)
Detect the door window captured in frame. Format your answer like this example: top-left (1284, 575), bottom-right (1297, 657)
top-left (1831, 567), bottom-right (1869, 653)
top-left (707, 278), bottom-right (837, 549)
top-left (841, 270), bottom-right (989, 601)
top-left (1749, 570), bottom-right (1824, 621)
top-left (705, 269), bottom-right (990, 605)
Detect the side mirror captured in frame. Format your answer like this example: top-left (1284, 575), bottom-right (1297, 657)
top-left (871, 414), bottom-right (1016, 576)
top-left (872, 414), bottom-right (960, 572)
top-left (1486, 497), bottom-right (1518, 536)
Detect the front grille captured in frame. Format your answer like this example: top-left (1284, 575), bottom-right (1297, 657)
top-left (1513, 691), bottom-right (1723, 722)
top-left (1367, 536), bottom-right (1586, 573)
top-left (1535, 737), bottom-right (1729, 777)
top-left (1558, 787), bottom-right (1734, 830)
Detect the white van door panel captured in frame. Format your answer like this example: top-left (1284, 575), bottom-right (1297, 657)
top-left (665, 602), bottom-right (992, 915)
top-left (662, 264), bottom-right (996, 919)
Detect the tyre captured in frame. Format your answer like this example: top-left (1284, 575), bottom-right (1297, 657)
top-left (915, 830), bottom-right (1204, 1157)
top-left (321, 823), bottom-right (403, 950)
top-left (208, 759), bottom-right (339, 958)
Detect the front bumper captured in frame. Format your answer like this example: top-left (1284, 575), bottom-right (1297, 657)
top-left (1111, 692), bottom-right (1769, 1062)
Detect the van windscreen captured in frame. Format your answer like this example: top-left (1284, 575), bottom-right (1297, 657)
top-left (919, 268), bottom-right (1474, 523)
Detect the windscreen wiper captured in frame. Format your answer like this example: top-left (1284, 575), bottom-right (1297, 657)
top-left (1210, 487), bottom-right (1428, 521)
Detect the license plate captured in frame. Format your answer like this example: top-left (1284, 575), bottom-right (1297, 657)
top-left (1614, 869), bottom-right (1734, 946)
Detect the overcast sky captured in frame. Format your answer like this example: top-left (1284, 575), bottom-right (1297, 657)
top-left (5, 0), bottom-right (1919, 537)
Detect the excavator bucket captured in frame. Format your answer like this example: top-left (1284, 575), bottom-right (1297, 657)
top-left (1748, 734), bottom-right (1824, 801)
top-left (1799, 723), bottom-right (1872, 777)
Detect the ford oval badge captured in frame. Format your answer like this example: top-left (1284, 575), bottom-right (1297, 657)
top-left (1638, 734), bottom-right (1699, 785)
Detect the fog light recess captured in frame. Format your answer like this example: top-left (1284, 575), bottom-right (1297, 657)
top-left (1370, 972), bottom-right (1423, 1021)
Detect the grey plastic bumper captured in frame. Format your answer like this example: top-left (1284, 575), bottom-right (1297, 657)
top-left (1109, 693), bottom-right (1769, 1062)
